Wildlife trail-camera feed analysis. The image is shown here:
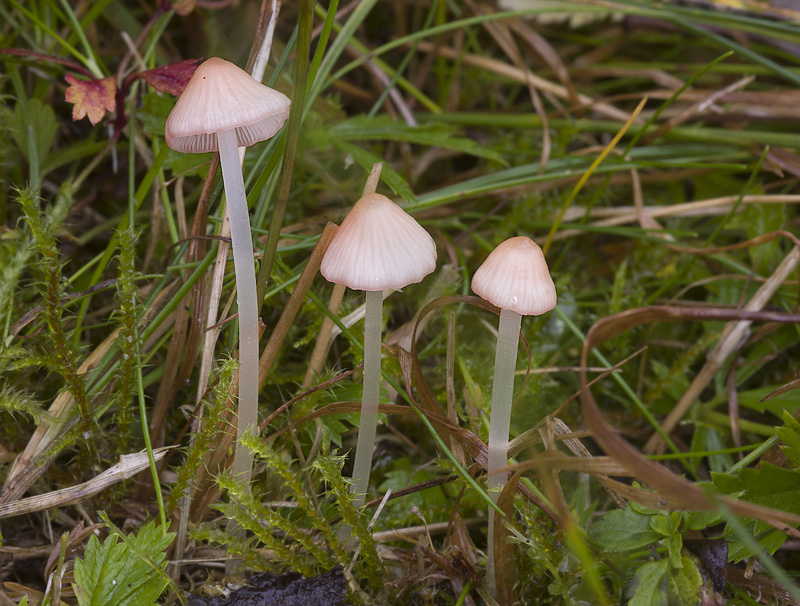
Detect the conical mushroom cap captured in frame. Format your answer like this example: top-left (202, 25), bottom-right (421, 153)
top-left (471, 236), bottom-right (556, 315)
top-left (321, 193), bottom-right (437, 291)
top-left (165, 57), bottom-right (290, 154)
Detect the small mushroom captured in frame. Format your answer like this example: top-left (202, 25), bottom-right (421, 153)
top-left (166, 57), bottom-right (290, 483)
top-left (321, 192), bottom-right (437, 506)
top-left (471, 236), bottom-right (556, 592)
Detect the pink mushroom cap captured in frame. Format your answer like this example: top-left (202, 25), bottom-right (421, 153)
top-left (321, 193), bottom-right (437, 291)
top-left (471, 236), bottom-right (557, 315)
top-left (165, 57), bottom-right (290, 154)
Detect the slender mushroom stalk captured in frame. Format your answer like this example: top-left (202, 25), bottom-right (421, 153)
top-left (165, 58), bottom-right (290, 484)
top-left (471, 236), bottom-right (557, 595)
top-left (321, 192), bottom-right (437, 507)
top-left (352, 288), bottom-right (384, 504)
top-left (216, 130), bottom-right (261, 484)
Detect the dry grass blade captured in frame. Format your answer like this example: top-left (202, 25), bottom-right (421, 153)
top-left (413, 40), bottom-right (631, 122)
top-left (642, 75), bottom-right (755, 144)
top-left (760, 374), bottom-right (800, 403)
top-left (0, 449), bottom-right (168, 519)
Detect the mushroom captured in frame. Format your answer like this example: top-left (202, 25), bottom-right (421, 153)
top-left (321, 192), bottom-right (437, 506)
top-left (166, 57), bottom-right (290, 483)
top-left (471, 236), bottom-right (556, 590)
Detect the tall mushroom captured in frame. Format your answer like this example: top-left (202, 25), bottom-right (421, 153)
top-left (471, 236), bottom-right (556, 592)
top-left (165, 57), bottom-right (290, 483)
top-left (321, 192), bottom-right (437, 507)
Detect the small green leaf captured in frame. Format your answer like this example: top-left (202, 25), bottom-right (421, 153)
top-left (73, 521), bottom-right (174, 606)
top-left (589, 506), bottom-right (661, 553)
top-left (777, 410), bottom-right (800, 468)
top-left (629, 558), bottom-right (702, 606)
top-left (629, 560), bottom-right (669, 606)
top-left (7, 99), bottom-right (58, 168)
top-left (667, 557), bottom-right (703, 605)
top-left (649, 514), bottom-right (673, 538)
top-left (710, 471), bottom-right (744, 495)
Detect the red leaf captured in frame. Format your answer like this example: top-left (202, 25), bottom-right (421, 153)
top-left (139, 59), bottom-right (202, 96)
top-left (64, 74), bottom-right (116, 125)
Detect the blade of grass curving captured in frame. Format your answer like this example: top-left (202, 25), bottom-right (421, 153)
top-left (543, 97), bottom-right (647, 255)
top-left (306, 0), bottom-right (339, 90)
top-left (323, 19), bottom-right (441, 114)
top-left (6, 0), bottom-right (97, 75)
top-left (57, 0), bottom-right (105, 76)
top-left (366, 0), bottom-right (437, 118)
top-left (580, 305), bottom-right (800, 525)
top-left (306, 0), bottom-right (380, 107)
top-left (255, 0), bottom-right (313, 310)
top-left (675, 18), bottom-right (800, 87)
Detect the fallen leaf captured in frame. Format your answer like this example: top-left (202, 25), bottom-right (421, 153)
top-left (138, 59), bottom-right (202, 96)
top-left (65, 74), bottom-right (116, 125)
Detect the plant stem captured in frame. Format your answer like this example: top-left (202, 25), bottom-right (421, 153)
top-left (217, 129), bottom-right (259, 486)
top-left (255, 0), bottom-right (314, 310)
top-left (351, 289), bottom-right (383, 507)
top-left (486, 307), bottom-right (522, 597)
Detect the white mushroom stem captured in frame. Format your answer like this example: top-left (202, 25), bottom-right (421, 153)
top-left (351, 289), bottom-right (383, 507)
top-left (217, 129), bottom-right (259, 484)
top-left (486, 307), bottom-right (522, 596)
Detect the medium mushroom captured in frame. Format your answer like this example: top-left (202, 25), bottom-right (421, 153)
top-left (166, 57), bottom-right (290, 483)
top-left (471, 236), bottom-right (556, 589)
top-left (321, 192), bottom-right (437, 507)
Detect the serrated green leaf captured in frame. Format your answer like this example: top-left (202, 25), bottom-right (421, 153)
top-left (589, 506), bottom-right (661, 553)
top-left (710, 471), bottom-right (744, 494)
top-left (683, 510), bottom-right (723, 531)
top-left (7, 99), bottom-right (58, 168)
top-left (668, 558), bottom-right (703, 605)
top-left (738, 462), bottom-right (800, 499)
top-left (73, 521), bottom-right (173, 606)
top-left (735, 385), bottom-right (800, 418)
top-left (777, 410), bottom-right (800, 468)
top-left (629, 558), bottom-right (702, 606)
top-left (629, 560), bottom-right (669, 606)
